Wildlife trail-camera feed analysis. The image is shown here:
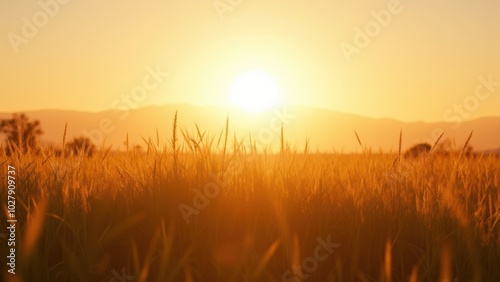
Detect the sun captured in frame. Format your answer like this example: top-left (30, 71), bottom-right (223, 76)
top-left (229, 71), bottom-right (280, 113)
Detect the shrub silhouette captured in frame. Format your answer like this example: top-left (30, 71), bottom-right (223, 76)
top-left (66, 136), bottom-right (96, 157)
top-left (404, 143), bottom-right (431, 158)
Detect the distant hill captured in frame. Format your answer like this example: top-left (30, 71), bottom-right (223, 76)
top-left (1, 105), bottom-right (499, 153)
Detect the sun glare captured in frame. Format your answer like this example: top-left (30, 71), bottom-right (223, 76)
top-left (229, 71), bottom-right (280, 113)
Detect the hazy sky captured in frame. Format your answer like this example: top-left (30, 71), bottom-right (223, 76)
top-left (1, 0), bottom-right (499, 122)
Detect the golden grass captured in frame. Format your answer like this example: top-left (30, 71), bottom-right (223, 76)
top-left (1, 118), bottom-right (500, 281)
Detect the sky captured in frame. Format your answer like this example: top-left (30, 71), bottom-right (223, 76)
top-left (1, 0), bottom-right (500, 122)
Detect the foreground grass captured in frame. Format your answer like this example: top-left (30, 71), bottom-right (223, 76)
top-left (1, 131), bottom-right (499, 281)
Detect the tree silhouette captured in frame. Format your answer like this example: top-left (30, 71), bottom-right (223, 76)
top-left (0, 113), bottom-right (43, 154)
top-left (66, 136), bottom-right (96, 157)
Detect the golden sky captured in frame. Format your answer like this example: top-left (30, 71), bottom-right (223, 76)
top-left (1, 0), bottom-right (500, 122)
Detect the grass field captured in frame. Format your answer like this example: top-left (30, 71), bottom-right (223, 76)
top-left (1, 120), bottom-right (500, 282)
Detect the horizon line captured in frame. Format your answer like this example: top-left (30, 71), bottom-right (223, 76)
top-left (1, 103), bottom-right (500, 125)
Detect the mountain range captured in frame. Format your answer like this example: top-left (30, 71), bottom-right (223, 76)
top-left (1, 105), bottom-right (499, 153)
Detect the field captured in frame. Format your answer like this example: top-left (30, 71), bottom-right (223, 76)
top-left (1, 122), bottom-right (500, 282)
